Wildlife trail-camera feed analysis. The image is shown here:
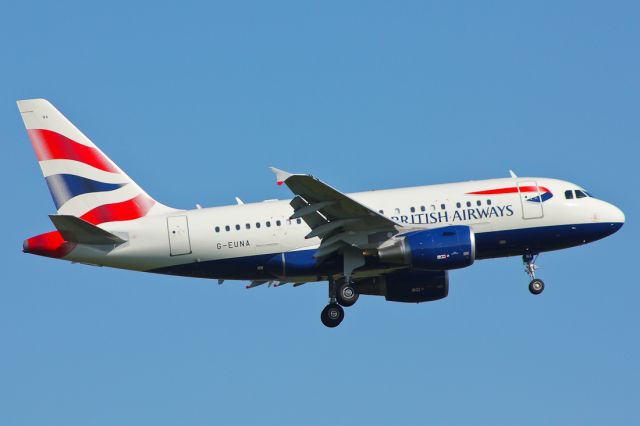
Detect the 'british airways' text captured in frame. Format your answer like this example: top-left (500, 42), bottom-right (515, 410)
top-left (391, 205), bottom-right (514, 225)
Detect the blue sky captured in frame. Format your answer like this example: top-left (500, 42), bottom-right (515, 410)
top-left (1, 1), bottom-right (638, 425)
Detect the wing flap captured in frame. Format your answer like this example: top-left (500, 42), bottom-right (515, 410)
top-left (290, 195), bottom-right (327, 229)
top-left (290, 200), bottom-right (334, 219)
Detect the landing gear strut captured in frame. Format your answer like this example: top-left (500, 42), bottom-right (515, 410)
top-left (320, 279), bottom-right (344, 327)
top-left (523, 254), bottom-right (545, 295)
top-left (320, 278), bottom-right (358, 327)
top-left (320, 249), bottom-right (366, 327)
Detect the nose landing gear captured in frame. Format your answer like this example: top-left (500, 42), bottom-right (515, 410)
top-left (523, 254), bottom-right (545, 295)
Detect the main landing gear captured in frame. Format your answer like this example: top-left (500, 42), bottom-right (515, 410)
top-left (320, 279), bottom-right (360, 328)
top-left (336, 281), bottom-right (359, 307)
top-left (320, 303), bottom-right (344, 328)
top-left (523, 254), bottom-right (545, 295)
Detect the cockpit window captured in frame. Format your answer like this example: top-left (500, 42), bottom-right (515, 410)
top-left (565, 190), bottom-right (574, 200)
top-left (575, 190), bottom-right (587, 199)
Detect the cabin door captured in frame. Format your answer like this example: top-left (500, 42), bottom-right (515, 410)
top-left (167, 215), bottom-right (192, 256)
top-left (518, 181), bottom-right (544, 219)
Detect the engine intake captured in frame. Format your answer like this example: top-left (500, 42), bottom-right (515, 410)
top-left (377, 225), bottom-right (475, 270)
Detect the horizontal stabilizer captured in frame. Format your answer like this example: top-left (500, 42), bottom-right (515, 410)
top-left (49, 215), bottom-right (127, 245)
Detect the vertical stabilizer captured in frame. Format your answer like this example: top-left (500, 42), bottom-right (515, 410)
top-left (17, 99), bottom-right (175, 225)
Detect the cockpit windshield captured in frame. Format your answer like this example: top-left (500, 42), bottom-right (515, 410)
top-left (565, 189), bottom-right (594, 200)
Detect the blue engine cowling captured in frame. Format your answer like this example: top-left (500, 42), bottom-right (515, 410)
top-left (356, 270), bottom-right (448, 303)
top-left (377, 225), bottom-right (475, 270)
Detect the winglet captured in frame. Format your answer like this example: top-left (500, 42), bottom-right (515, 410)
top-left (270, 167), bottom-right (293, 186)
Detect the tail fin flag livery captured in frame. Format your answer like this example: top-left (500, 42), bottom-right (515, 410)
top-left (17, 99), bottom-right (173, 223)
top-left (19, 99), bottom-right (175, 258)
top-left (17, 98), bottom-right (625, 327)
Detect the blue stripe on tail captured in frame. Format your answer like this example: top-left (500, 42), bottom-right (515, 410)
top-left (45, 174), bottom-right (126, 209)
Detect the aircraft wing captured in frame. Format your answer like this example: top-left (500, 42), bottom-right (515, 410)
top-left (271, 167), bottom-right (402, 261)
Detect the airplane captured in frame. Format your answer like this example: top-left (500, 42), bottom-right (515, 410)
top-left (18, 98), bottom-right (625, 327)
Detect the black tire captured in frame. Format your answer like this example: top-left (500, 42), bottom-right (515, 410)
top-left (320, 303), bottom-right (344, 328)
top-left (336, 282), bottom-right (359, 307)
top-left (529, 279), bottom-right (545, 295)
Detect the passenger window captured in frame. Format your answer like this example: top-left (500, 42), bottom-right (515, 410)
top-left (410, 207), bottom-right (415, 213)
top-left (246, 223), bottom-right (251, 229)
top-left (565, 190), bottom-right (573, 200)
top-left (456, 202), bottom-right (461, 208)
top-left (466, 201), bottom-right (471, 207)
top-left (296, 218), bottom-right (302, 224)
top-left (215, 226), bottom-right (220, 232)
top-left (394, 208), bottom-right (400, 214)
top-left (225, 225), bottom-right (230, 232)
top-left (420, 206), bottom-right (426, 212)
top-left (235, 224), bottom-right (240, 230)
top-left (476, 200), bottom-right (481, 206)
top-left (256, 222), bottom-right (261, 228)
top-left (576, 190), bottom-right (587, 199)
top-left (276, 220), bottom-right (282, 226)
top-left (440, 204), bottom-right (445, 210)
top-left (378, 210), bottom-right (384, 214)
top-left (430, 205), bottom-right (436, 211)
top-left (487, 199), bottom-right (492, 205)
top-left (266, 221), bottom-right (271, 227)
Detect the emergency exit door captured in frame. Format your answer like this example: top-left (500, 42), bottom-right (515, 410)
top-left (167, 215), bottom-right (192, 256)
top-left (518, 181), bottom-right (544, 219)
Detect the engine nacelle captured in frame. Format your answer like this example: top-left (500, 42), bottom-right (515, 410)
top-left (377, 225), bottom-right (475, 270)
top-left (356, 270), bottom-right (448, 303)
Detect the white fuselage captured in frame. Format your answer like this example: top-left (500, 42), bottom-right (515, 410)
top-left (63, 176), bottom-right (624, 282)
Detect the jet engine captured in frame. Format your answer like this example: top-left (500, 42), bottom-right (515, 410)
top-left (376, 225), bottom-right (475, 270)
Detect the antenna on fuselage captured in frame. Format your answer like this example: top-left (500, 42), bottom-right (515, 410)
top-left (509, 170), bottom-right (518, 178)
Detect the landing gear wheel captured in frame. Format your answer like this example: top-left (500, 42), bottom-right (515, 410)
top-left (523, 254), bottom-right (545, 295)
top-left (529, 279), bottom-right (545, 295)
top-left (336, 282), bottom-right (359, 307)
top-left (320, 303), bottom-right (344, 328)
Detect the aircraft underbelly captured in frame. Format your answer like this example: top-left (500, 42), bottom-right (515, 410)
top-left (146, 222), bottom-right (618, 280)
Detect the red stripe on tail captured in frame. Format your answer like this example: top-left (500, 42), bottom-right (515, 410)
top-left (23, 231), bottom-right (77, 258)
top-left (27, 129), bottom-right (120, 173)
top-left (24, 194), bottom-right (155, 258)
top-left (80, 193), bottom-right (155, 225)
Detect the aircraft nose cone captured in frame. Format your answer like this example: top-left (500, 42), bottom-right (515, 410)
top-left (610, 204), bottom-right (625, 225)
top-left (605, 204), bottom-right (625, 235)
